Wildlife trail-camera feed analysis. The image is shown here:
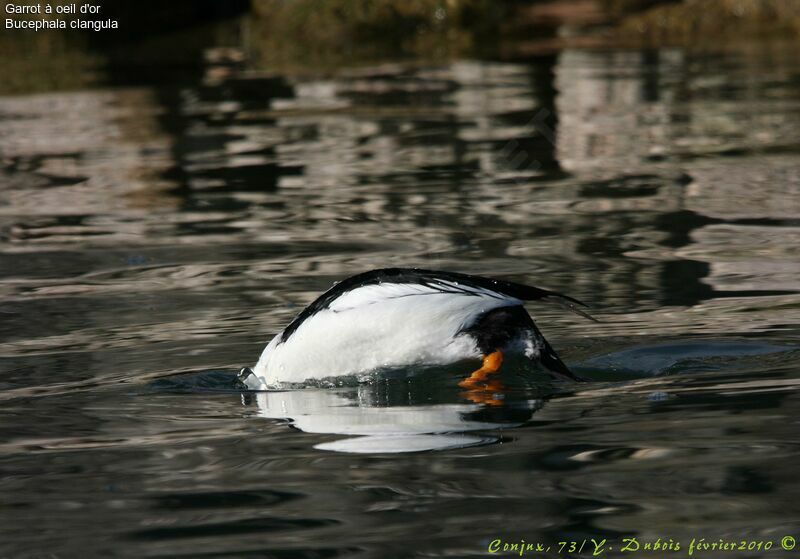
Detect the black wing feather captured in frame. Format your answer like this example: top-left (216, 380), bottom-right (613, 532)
top-left (280, 268), bottom-right (594, 343)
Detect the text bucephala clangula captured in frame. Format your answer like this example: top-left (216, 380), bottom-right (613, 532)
top-left (249, 268), bottom-right (593, 388)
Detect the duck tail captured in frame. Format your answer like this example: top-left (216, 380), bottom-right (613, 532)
top-left (538, 337), bottom-right (589, 382)
top-left (483, 277), bottom-right (598, 323)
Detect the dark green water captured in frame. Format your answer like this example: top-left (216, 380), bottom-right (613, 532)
top-left (1, 45), bottom-right (799, 558)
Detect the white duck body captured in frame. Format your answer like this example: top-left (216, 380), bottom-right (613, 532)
top-left (251, 268), bottom-right (588, 387)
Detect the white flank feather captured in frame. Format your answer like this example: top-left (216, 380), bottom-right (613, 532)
top-left (252, 282), bottom-right (522, 386)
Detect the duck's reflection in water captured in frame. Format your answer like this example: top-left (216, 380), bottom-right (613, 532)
top-left (245, 374), bottom-right (550, 453)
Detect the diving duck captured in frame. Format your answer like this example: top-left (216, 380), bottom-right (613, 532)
top-left (249, 268), bottom-right (592, 388)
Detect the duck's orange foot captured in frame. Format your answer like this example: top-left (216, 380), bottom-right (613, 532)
top-left (457, 350), bottom-right (504, 388)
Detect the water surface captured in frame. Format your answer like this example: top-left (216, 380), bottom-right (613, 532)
top-left (1, 45), bottom-right (799, 557)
